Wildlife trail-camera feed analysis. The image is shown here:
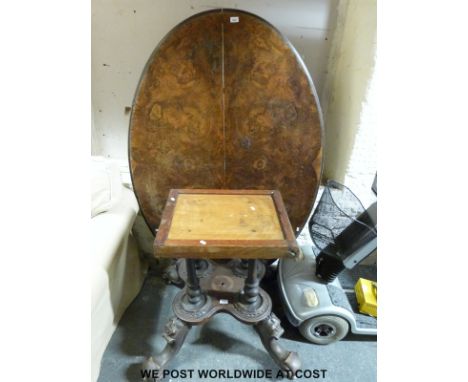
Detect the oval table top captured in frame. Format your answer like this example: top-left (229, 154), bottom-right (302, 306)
top-left (129, 9), bottom-right (323, 235)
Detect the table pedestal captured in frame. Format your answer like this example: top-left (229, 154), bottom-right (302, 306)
top-left (143, 259), bottom-right (301, 380)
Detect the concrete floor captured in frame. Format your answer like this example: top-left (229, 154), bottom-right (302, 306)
top-left (97, 266), bottom-right (376, 382)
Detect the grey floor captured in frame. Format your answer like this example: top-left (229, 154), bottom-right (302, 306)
top-left (98, 265), bottom-right (376, 382)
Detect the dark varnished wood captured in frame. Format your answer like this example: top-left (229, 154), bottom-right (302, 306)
top-left (129, 9), bottom-right (323, 235)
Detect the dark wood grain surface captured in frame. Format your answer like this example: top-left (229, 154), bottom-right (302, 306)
top-left (129, 9), bottom-right (323, 235)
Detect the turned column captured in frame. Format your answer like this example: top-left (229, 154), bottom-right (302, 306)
top-left (185, 259), bottom-right (203, 305)
top-left (241, 259), bottom-right (260, 305)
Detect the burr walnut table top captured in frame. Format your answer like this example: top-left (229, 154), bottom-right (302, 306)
top-left (155, 189), bottom-right (300, 259)
top-left (129, 9), bottom-right (323, 237)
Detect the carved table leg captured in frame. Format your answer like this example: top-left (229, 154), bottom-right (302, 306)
top-left (255, 312), bottom-right (301, 379)
top-left (142, 317), bottom-right (191, 380)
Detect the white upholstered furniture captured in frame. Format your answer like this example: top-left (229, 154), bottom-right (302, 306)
top-left (91, 157), bottom-right (147, 381)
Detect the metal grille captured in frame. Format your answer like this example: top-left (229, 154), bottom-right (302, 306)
top-left (309, 180), bottom-right (376, 256)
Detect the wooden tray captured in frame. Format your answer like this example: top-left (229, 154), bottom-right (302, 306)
top-left (155, 189), bottom-right (300, 259)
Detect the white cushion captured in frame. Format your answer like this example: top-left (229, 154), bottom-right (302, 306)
top-left (91, 157), bottom-right (123, 218)
top-left (90, 187), bottom-right (139, 270)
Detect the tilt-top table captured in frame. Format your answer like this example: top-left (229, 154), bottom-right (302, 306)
top-left (128, 8), bottom-right (323, 379)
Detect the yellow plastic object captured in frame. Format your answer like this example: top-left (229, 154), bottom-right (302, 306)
top-left (355, 278), bottom-right (377, 318)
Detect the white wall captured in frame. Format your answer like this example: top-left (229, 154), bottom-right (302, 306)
top-left (321, 0), bottom-right (377, 193)
top-left (344, 56), bottom-right (377, 208)
top-left (91, 0), bottom-right (339, 160)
